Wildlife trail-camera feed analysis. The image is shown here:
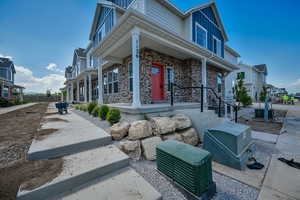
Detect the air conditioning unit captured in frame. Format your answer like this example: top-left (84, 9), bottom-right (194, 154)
top-left (157, 140), bottom-right (216, 199)
top-left (203, 122), bottom-right (255, 170)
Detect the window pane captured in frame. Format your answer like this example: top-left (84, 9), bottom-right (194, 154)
top-left (196, 25), bottom-right (207, 47)
top-left (167, 68), bottom-right (174, 91)
top-left (108, 72), bottom-right (112, 83)
top-left (113, 68), bottom-right (118, 81)
top-left (113, 82), bottom-right (119, 93)
top-left (108, 83), bottom-right (112, 93)
top-left (129, 77), bottom-right (133, 92)
top-left (0, 69), bottom-right (7, 79)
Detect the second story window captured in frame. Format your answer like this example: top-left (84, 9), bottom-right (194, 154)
top-left (213, 36), bottom-right (222, 57)
top-left (195, 23), bottom-right (207, 48)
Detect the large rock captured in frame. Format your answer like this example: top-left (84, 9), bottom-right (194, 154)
top-left (151, 117), bottom-right (176, 135)
top-left (110, 121), bottom-right (130, 140)
top-left (128, 120), bottom-right (152, 140)
top-left (119, 140), bottom-right (141, 160)
top-left (172, 114), bottom-right (192, 130)
top-left (141, 136), bottom-right (162, 160)
top-left (162, 133), bottom-right (183, 142)
top-left (180, 128), bottom-right (199, 146)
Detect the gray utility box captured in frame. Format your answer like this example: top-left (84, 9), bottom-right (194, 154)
top-left (203, 122), bottom-right (255, 170)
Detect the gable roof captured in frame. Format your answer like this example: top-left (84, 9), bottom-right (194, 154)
top-left (72, 48), bottom-right (86, 66)
top-left (156, 0), bottom-right (228, 41)
top-left (89, 1), bottom-right (125, 40)
top-left (253, 64), bottom-right (268, 75)
top-left (0, 57), bottom-right (16, 73)
top-left (225, 45), bottom-right (240, 58)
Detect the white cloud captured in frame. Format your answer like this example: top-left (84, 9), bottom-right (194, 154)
top-left (46, 63), bottom-right (64, 73)
top-left (0, 54), bottom-right (13, 60)
top-left (15, 65), bottom-right (66, 94)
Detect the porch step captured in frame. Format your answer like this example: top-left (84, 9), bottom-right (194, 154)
top-left (17, 145), bottom-right (130, 200)
top-left (28, 112), bottom-right (111, 160)
top-left (57, 167), bottom-right (162, 200)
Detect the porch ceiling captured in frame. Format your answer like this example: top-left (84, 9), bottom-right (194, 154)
top-left (92, 9), bottom-right (239, 72)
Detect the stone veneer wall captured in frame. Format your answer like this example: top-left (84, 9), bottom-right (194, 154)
top-left (101, 48), bottom-right (225, 105)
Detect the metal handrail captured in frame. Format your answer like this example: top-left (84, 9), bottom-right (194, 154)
top-left (170, 82), bottom-right (238, 123)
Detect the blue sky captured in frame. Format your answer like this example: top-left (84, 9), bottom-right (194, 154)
top-left (0, 0), bottom-right (299, 93)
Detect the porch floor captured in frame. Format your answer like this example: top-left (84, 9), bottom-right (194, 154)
top-left (107, 102), bottom-right (203, 114)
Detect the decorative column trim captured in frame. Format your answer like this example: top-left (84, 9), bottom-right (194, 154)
top-left (71, 82), bottom-right (74, 103)
top-left (201, 57), bottom-right (207, 104)
top-left (77, 80), bottom-right (80, 102)
top-left (98, 62), bottom-right (103, 104)
top-left (84, 75), bottom-right (88, 103)
top-left (88, 73), bottom-right (92, 102)
top-left (131, 27), bottom-right (141, 108)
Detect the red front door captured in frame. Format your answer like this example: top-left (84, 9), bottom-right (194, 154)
top-left (151, 63), bottom-right (164, 101)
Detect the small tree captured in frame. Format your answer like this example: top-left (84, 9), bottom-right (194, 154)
top-left (259, 86), bottom-right (267, 108)
top-left (233, 77), bottom-right (252, 107)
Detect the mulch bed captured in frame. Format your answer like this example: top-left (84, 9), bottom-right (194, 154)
top-left (0, 103), bottom-right (63, 200)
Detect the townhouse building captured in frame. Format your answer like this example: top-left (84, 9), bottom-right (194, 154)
top-left (65, 0), bottom-right (241, 110)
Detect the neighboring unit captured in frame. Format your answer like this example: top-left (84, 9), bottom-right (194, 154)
top-left (65, 0), bottom-right (240, 113)
top-left (0, 57), bottom-right (24, 101)
top-left (226, 62), bottom-right (268, 102)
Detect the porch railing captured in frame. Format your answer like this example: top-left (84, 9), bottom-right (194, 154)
top-left (170, 82), bottom-right (238, 123)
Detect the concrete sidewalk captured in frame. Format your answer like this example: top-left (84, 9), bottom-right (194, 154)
top-left (0, 103), bottom-right (36, 115)
top-left (258, 109), bottom-right (300, 200)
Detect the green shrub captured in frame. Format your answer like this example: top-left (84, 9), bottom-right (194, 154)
top-left (75, 105), bottom-right (80, 110)
top-left (0, 97), bottom-right (14, 107)
top-left (87, 102), bottom-right (97, 115)
top-left (91, 106), bottom-right (101, 117)
top-left (106, 108), bottom-right (121, 125)
top-left (82, 105), bottom-right (88, 112)
top-left (98, 105), bottom-right (109, 120)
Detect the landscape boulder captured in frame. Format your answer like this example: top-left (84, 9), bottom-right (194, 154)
top-left (119, 140), bottom-right (141, 160)
top-left (172, 114), bottom-right (192, 130)
top-left (141, 136), bottom-right (162, 160)
top-left (151, 117), bottom-right (176, 135)
top-left (110, 121), bottom-right (130, 140)
top-left (162, 133), bottom-right (183, 142)
top-left (180, 128), bottom-right (199, 146)
top-left (128, 120), bottom-right (152, 140)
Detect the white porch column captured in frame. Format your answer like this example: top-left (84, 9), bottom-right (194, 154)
top-left (131, 28), bottom-right (141, 108)
top-left (71, 83), bottom-right (74, 102)
top-left (201, 57), bottom-right (207, 104)
top-left (61, 91), bottom-right (64, 102)
top-left (88, 73), bottom-right (92, 102)
top-left (66, 85), bottom-right (70, 103)
top-left (98, 63), bottom-right (103, 104)
top-left (77, 80), bottom-right (80, 102)
top-left (84, 75), bottom-right (88, 103)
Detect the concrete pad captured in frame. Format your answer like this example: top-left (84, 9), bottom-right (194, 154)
top-left (18, 145), bottom-right (130, 200)
top-left (28, 111), bottom-right (111, 160)
top-left (276, 134), bottom-right (300, 154)
top-left (252, 131), bottom-right (278, 144)
top-left (0, 103), bottom-right (36, 115)
top-left (58, 167), bottom-right (162, 200)
top-left (258, 155), bottom-right (300, 200)
top-left (212, 155), bottom-right (270, 189)
top-left (258, 186), bottom-right (298, 200)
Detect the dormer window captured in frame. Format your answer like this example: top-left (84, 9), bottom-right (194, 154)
top-left (213, 36), bottom-right (222, 57)
top-left (195, 23), bottom-right (207, 48)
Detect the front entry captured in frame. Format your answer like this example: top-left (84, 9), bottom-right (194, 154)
top-left (151, 63), bottom-right (164, 101)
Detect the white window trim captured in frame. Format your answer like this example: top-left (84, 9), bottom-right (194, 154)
top-left (212, 35), bottom-right (222, 57)
top-left (195, 22), bottom-right (208, 48)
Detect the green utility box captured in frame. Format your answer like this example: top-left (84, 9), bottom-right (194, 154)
top-left (157, 140), bottom-right (216, 199)
top-left (203, 122), bottom-right (255, 170)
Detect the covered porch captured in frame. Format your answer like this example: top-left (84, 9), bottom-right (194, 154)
top-left (91, 10), bottom-right (238, 108)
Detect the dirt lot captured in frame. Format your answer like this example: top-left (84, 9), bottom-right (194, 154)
top-left (0, 104), bottom-right (63, 200)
